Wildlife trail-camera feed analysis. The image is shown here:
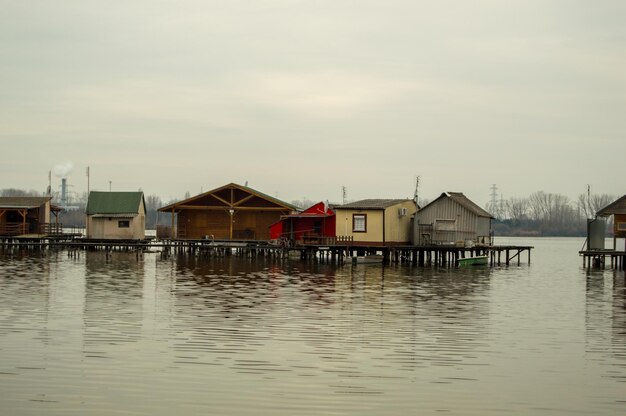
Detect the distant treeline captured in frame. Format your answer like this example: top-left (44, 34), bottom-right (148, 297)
top-left (486, 191), bottom-right (616, 237)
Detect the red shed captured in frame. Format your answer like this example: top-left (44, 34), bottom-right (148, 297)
top-left (270, 201), bottom-right (335, 244)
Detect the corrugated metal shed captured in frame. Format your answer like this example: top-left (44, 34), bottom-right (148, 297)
top-left (447, 192), bottom-right (493, 218)
top-left (414, 192), bottom-right (493, 245)
top-left (86, 192), bottom-right (145, 215)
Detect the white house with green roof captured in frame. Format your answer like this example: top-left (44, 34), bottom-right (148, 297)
top-left (86, 191), bottom-right (146, 240)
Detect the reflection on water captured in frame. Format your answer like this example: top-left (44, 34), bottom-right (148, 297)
top-left (84, 252), bottom-right (145, 348)
top-left (585, 269), bottom-right (626, 386)
top-left (0, 238), bottom-right (625, 415)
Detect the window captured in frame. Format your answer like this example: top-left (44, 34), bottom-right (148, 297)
top-left (618, 222), bottom-right (626, 231)
top-left (353, 214), bottom-right (367, 232)
top-left (435, 219), bottom-right (456, 232)
top-left (118, 220), bottom-right (130, 228)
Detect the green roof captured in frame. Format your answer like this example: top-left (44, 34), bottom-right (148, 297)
top-left (86, 191), bottom-right (145, 215)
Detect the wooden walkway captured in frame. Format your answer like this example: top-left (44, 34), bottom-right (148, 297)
top-left (579, 250), bottom-right (626, 270)
top-left (0, 235), bottom-right (532, 267)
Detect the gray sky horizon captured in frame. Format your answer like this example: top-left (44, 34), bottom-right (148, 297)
top-left (1, 0), bottom-right (624, 207)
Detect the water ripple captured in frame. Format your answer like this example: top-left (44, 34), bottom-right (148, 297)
top-left (1, 241), bottom-right (626, 415)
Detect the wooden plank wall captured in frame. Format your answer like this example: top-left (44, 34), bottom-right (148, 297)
top-left (178, 210), bottom-right (285, 240)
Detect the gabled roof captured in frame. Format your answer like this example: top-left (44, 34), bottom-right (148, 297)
top-left (275, 201), bottom-right (334, 221)
top-left (86, 191), bottom-right (145, 215)
top-left (597, 194), bottom-right (626, 216)
top-left (159, 182), bottom-right (297, 212)
top-left (334, 199), bottom-right (414, 210)
top-left (0, 196), bottom-right (51, 209)
top-left (301, 201), bottom-right (334, 215)
top-left (421, 192), bottom-right (493, 218)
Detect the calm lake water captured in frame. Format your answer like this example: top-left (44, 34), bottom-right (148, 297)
top-left (0, 237), bottom-right (625, 415)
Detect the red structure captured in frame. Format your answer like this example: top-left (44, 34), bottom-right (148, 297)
top-left (270, 201), bottom-right (335, 244)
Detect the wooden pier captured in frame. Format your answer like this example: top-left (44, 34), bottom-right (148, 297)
top-left (579, 250), bottom-right (626, 270)
top-left (0, 235), bottom-right (533, 267)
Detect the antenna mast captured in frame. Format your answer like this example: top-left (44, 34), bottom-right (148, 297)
top-left (342, 186), bottom-right (347, 205)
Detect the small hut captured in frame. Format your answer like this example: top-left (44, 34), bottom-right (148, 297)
top-left (86, 191), bottom-right (146, 240)
top-left (0, 196), bottom-right (58, 236)
top-left (269, 201), bottom-right (335, 244)
top-left (333, 199), bottom-right (417, 246)
top-left (158, 183), bottom-right (297, 241)
top-left (413, 192), bottom-right (493, 246)
top-left (596, 194), bottom-right (626, 250)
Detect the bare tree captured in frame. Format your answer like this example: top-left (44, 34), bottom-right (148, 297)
top-left (291, 198), bottom-right (317, 210)
top-left (145, 194), bottom-right (163, 229)
top-left (506, 197), bottom-right (529, 222)
top-left (578, 193), bottom-right (615, 219)
top-left (528, 191), bottom-right (552, 221)
top-left (1, 188), bottom-right (41, 197)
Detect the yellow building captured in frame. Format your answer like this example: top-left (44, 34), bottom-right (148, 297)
top-left (334, 199), bottom-right (417, 245)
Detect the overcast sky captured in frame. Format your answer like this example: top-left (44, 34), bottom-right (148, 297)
top-left (1, 0), bottom-right (624, 206)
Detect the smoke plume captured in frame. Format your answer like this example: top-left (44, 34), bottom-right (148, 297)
top-left (53, 162), bottom-right (74, 178)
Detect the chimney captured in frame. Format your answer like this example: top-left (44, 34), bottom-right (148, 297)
top-left (61, 178), bottom-right (67, 207)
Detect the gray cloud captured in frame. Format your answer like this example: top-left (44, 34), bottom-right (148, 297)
top-left (1, 0), bottom-right (625, 204)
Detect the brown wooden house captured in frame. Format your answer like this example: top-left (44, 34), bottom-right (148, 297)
top-left (0, 196), bottom-right (61, 236)
top-left (158, 183), bottom-right (297, 240)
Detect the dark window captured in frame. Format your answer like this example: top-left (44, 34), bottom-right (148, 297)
top-left (118, 220), bottom-right (130, 228)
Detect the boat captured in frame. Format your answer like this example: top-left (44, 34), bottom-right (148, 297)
top-left (457, 255), bottom-right (488, 266)
top-left (351, 255), bottom-right (384, 264)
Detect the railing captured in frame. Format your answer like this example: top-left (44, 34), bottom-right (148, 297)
top-left (0, 223), bottom-right (27, 236)
top-left (297, 233), bottom-right (340, 245)
top-left (40, 223), bottom-right (64, 236)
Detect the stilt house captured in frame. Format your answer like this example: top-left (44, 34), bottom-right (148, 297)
top-left (0, 196), bottom-right (59, 236)
top-left (595, 194), bottom-right (626, 250)
top-left (412, 192), bottom-right (493, 246)
top-left (333, 199), bottom-right (417, 246)
top-left (86, 191), bottom-right (146, 240)
top-left (158, 183), bottom-right (297, 241)
top-left (269, 201), bottom-right (335, 244)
